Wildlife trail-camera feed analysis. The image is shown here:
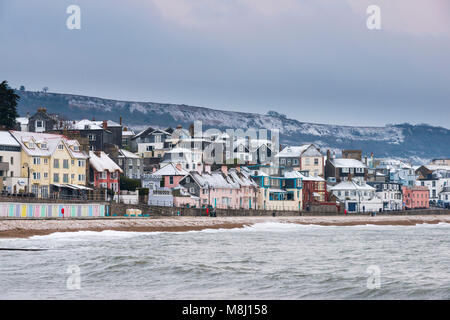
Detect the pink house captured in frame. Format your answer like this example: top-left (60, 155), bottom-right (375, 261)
top-left (177, 166), bottom-right (258, 209)
top-left (151, 163), bottom-right (188, 188)
top-left (402, 186), bottom-right (429, 209)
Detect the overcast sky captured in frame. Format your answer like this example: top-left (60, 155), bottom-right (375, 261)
top-left (1, 0), bottom-right (449, 128)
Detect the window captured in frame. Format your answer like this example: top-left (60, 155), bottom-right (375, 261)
top-left (33, 172), bottom-right (40, 180)
top-left (305, 158), bottom-right (310, 166)
top-left (36, 120), bottom-right (43, 128)
top-left (342, 167), bottom-right (349, 173)
top-left (33, 157), bottom-right (40, 165)
top-left (293, 159), bottom-right (298, 165)
top-left (54, 173), bottom-right (59, 183)
top-left (314, 158), bottom-right (319, 165)
top-left (280, 158), bottom-right (286, 165)
top-left (44, 173), bottom-right (48, 178)
top-left (190, 187), bottom-right (195, 193)
top-left (63, 174), bottom-right (69, 183)
top-left (63, 159), bottom-right (69, 169)
top-left (58, 144), bottom-right (64, 150)
top-left (10, 157), bottom-right (13, 165)
top-left (88, 134), bottom-right (96, 141)
top-left (71, 160), bottom-right (75, 165)
top-left (53, 159), bottom-right (59, 168)
top-left (186, 177), bottom-right (190, 183)
top-left (78, 160), bottom-right (84, 167)
top-left (41, 143), bottom-right (47, 149)
top-left (44, 158), bottom-right (48, 164)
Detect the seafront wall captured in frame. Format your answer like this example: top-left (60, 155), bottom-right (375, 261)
top-left (0, 202), bottom-right (107, 218)
top-left (109, 203), bottom-right (450, 217)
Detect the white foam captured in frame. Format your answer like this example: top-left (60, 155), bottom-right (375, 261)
top-left (28, 230), bottom-right (154, 240)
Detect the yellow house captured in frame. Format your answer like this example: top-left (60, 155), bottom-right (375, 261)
top-left (251, 171), bottom-right (303, 211)
top-left (275, 144), bottom-right (324, 177)
top-left (10, 131), bottom-right (88, 197)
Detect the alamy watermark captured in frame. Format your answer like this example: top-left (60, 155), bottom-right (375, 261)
top-left (66, 5), bottom-right (81, 30)
top-left (66, 265), bottom-right (81, 290)
top-left (366, 265), bottom-right (381, 289)
top-left (367, 5), bottom-right (381, 30)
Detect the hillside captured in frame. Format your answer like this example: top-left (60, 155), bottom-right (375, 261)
top-left (15, 91), bottom-right (450, 162)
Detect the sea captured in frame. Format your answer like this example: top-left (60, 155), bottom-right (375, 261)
top-left (1, 222), bottom-right (449, 299)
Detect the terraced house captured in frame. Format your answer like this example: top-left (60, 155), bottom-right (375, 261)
top-left (10, 131), bottom-right (88, 197)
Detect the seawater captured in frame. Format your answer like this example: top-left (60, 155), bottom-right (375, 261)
top-left (1, 222), bottom-right (449, 299)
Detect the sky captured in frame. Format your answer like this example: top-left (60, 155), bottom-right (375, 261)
top-left (0, 0), bottom-right (449, 128)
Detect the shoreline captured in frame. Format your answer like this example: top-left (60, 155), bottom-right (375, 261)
top-left (1, 215), bottom-right (450, 239)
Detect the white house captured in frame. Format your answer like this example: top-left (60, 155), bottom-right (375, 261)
top-left (0, 131), bottom-right (26, 193)
top-left (329, 180), bottom-right (383, 213)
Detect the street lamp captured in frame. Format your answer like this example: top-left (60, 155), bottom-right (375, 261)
top-left (22, 163), bottom-right (30, 194)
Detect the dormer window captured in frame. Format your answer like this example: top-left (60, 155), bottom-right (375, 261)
top-left (41, 143), bottom-right (47, 149)
top-left (73, 146), bottom-right (79, 151)
top-left (58, 144), bottom-right (64, 150)
top-left (28, 142), bottom-right (35, 148)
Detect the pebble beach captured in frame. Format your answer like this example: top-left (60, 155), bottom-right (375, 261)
top-left (1, 214), bottom-right (450, 238)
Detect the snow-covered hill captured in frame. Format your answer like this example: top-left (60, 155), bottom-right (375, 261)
top-left (16, 91), bottom-right (450, 162)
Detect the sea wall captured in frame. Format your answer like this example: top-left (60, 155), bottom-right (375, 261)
top-left (0, 202), bottom-right (107, 218)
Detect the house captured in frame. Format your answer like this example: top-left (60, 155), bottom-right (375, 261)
top-left (27, 108), bottom-right (57, 133)
top-left (121, 127), bottom-right (135, 149)
top-left (9, 131), bottom-right (89, 198)
top-left (367, 181), bottom-right (403, 211)
top-left (325, 151), bottom-right (367, 183)
top-left (0, 131), bottom-right (25, 193)
top-left (329, 180), bottom-right (383, 213)
top-left (251, 168), bottom-right (303, 211)
top-left (131, 126), bottom-right (172, 157)
top-left (438, 187), bottom-right (450, 208)
top-left (429, 159), bottom-right (450, 166)
top-left (161, 147), bottom-right (204, 172)
top-left (284, 170), bottom-right (327, 209)
top-left (70, 119), bottom-right (115, 151)
top-left (148, 163), bottom-right (188, 189)
top-left (275, 144), bottom-right (324, 177)
top-left (375, 159), bottom-right (416, 187)
top-left (89, 151), bottom-right (123, 193)
top-left (178, 166), bottom-right (257, 209)
top-left (15, 117), bottom-right (29, 132)
top-left (402, 186), bottom-right (429, 209)
top-left (116, 149), bottom-right (143, 180)
top-left (415, 165), bottom-right (450, 202)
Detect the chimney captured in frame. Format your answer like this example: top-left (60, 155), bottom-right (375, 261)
top-left (152, 167), bottom-right (157, 173)
top-left (26, 112), bottom-right (30, 118)
top-left (236, 165), bottom-right (241, 173)
top-left (348, 173), bottom-right (352, 181)
top-left (176, 125), bottom-right (182, 129)
top-left (326, 149), bottom-right (331, 160)
top-left (204, 164), bottom-right (211, 174)
top-left (175, 163), bottom-right (182, 171)
top-left (119, 116), bottom-right (122, 126)
top-left (94, 151), bottom-right (101, 158)
top-left (123, 127), bottom-right (127, 132)
top-left (102, 120), bottom-right (107, 130)
top-left (221, 165), bottom-right (228, 175)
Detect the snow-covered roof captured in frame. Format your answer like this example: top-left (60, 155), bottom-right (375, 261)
top-left (424, 165), bottom-right (450, 172)
top-left (92, 120), bottom-right (121, 127)
top-left (330, 181), bottom-right (375, 191)
top-left (188, 168), bottom-right (257, 189)
top-left (331, 158), bottom-right (367, 168)
top-left (9, 131), bottom-right (88, 158)
top-left (72, 119), bottom-right (103, 130)
top-left (275, 144), bottom-right (321, 158)
top-left (122, 130), bottom-right (135, 136)
top-left (16, 117), bottom-right (29, 125)
top-left (152, 163), bottom-right (188, 176)
top-left (0, 131), bottom-right (20, 147)
top-left (118, 149), bottom-right (141, 159)
top-left (89, 151), bottom-right (123, 173)
top-left (283, 170), bottom-right (325, 182)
